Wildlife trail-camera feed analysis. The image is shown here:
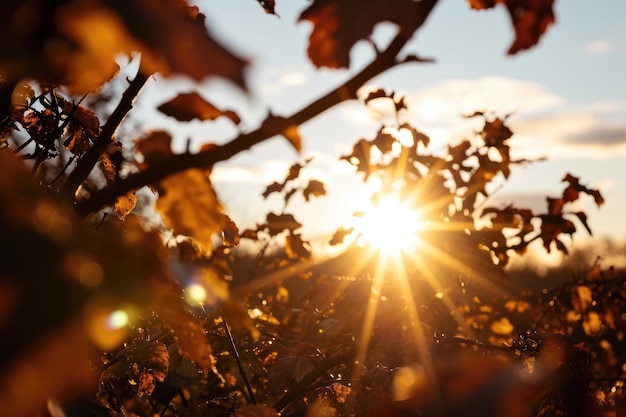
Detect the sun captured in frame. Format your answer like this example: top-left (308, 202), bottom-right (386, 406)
top-left (354, 193), bottom-right (423, 256)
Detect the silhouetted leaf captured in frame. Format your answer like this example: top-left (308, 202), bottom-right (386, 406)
top-left (135, 131), bottom-right (174, 168)
top-left (157, 92), bottom-right (240, 124)
top-left (286, 234), bottom-right (312, 259)
top-left (255, 0), bottom-right (278, 15)
top-left (573, 211), bottom-right (592, 235)
top-left (299, 0), bottom-right (436, 68)
top-left (303, 179), bottom-right (326, 201)
top-left (467, 0), bottom-right (556, 55)
top-left (330, 227), bottom-right (354, 246)
top-left (372, 128), bottom-right (396, 153)
top-left (222, 214), bottom-right (240, 247)
top-left (266, 213), bottom-right (302, 236)
top-left (262, 181), bottom-right (284, 199)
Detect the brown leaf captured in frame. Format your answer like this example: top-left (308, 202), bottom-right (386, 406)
top-left (266, 213), bottom-right (302, 236)
top-left (154, 285), bottom-right (215, 375)
top-left (329, 227), bottom-right (354, 246)
top-left (135, 130), bottom-right (174, 168)
top-left (113, 191), bottom-right (137, 220)
top-left (262, 181), bottom-right (284, 199)
top-left (340, 139), bottom-right (374, 179)
top-left (157, 92), bottom-right (240, 124)
top-left (156, 169), bottom-right (224, 251)
top-left (222, 214), bottom-right (240, 247)
top-left (255, 0), bottom-right (278, 15)
top-left (303, 179), bottom-right (326, 201)
top-left (262, 115), bottom-right (302, 152)
top-left (299, 0), bottom-right (436, 68)
top-left (63, 125), bottom-right (91, 155)
top-left (269, 354), bottom-right (316, 394)
top-left (286, 234), bottom-right (312, 259)
top-left (466, 0), bottom-right (555, 55)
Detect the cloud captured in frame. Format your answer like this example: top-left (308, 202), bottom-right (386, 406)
top-left (585, 40), bottom-right (613, 54)
top-left (404, 77), bottom-right (565, 125)
top-left (568, 126), bottom-right (626, 146)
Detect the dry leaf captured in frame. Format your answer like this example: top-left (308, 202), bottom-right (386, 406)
top-left (113, 191), bottom-right (137, 220)
top-left (156, 169), bottom-right (224, 251)
top-left (157, 92), bottom-right (240, 124)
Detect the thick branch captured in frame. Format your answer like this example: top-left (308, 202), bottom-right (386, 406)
top-left (59, 70), bottom-right (149, 201)
top-left (75, 0), bottom-right (439, 216)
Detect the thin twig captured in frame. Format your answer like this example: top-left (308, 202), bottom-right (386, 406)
top-left (60, 69), bottom-right (149, 199)
top-left (221, 314), bottom-right (256, 404)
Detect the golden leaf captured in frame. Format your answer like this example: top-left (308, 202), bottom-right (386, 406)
top-left (490, 317), bottom-right (513, 335)
top-left (156, 169), bottom-right (224, 251)
top-left (113, 191), bottom-right (137, 220)
top-left (282, 124), bottom-right (302, 153)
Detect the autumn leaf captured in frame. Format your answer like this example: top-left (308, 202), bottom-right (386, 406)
top-left (138, 342), bottom-right (169, 397)
top-left (329, 227), bottom-right (354, 245)
top-left (157, 92), bottom-right (240, 124)
top-left (466, 0), bottom-right (555, 55)
top-left (262, 114), bottom-right (302, 152)
top-left (255, 0), bottom-right (278, 16)
top-left (266, 213), bottom-right (303, 236)
top-left (286, 234), bottom-right (312, 259)
top-left (156, 169), bottom-right (224, 251)
top-left (113, 191), bottom-right (137, 220)
top-left (262, 181), bottom-right (284, 199)
top-left (340, 139), bottom-right (374, 179)
top-left (135, 130), bottom-right (174, 167)
top-left (372, 128), bottom-right (396, 154)
top-left (303, 179), bottom-right (326, 201)
top-left (154, 285), bottom-right (215, 375)
top-left (222, 214), bottom-right (240, 247)
top-left (299, 0), bottom-right (437, 68)
top-left (269, 354), bottom-right (316, 394)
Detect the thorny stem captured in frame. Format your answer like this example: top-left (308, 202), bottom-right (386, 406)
top-left (221, 314), bottom-right (257, 405)
top-left (60, 69), bottom-right (149, 199)
top-left (74, 0), bottom-right (439, 216)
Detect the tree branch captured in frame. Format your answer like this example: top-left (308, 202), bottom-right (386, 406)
top-left (75, 0), bottom-right (439, 216)
top-left (59, 70), bottom-right (150, 201)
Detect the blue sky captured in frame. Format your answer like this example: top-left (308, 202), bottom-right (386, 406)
top-left (134, 0), bottom-right (626, 261)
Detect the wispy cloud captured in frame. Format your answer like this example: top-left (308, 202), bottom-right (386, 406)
top-left (585, 40), bottom-right (613, 54)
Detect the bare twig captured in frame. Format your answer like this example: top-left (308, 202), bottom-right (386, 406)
top-left (59, 69), bottom-right (149, 199)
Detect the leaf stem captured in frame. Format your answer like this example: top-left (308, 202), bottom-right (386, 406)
top-left (221, 314), bottom-right (257, 404)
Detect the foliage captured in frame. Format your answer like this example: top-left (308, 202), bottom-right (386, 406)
top-left (0, 1), bottom-right (623, 417)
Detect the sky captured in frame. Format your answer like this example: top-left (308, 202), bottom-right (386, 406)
top-left (134, 0), bottom-right (626, 262)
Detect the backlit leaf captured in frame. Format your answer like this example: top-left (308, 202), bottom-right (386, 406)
top-left (156, 169), bottom-right (224, 252)
top-left (266, 213), bottom-right (303, 236)
top-left (303, 179), bottom-right (326, 201)
top-left (113, 191), bottom-right (137, 220)
top-left (299, 0), bottom-right (437, 68)
top-left (255, 0), bottom-right (278, 15)
top-left (154, 285), bottom-right (215, 375)
top-left (222, 214), bottom-right (240, 247)
top-left (262, 181), bottom-right (284, 199)
top-left (157, 92), bottom-right (240, 124)
top-left (286, 234), bottom-right (312, 259)
top-left (466, 0), bottom-right (555, 55)
top-left (330, 227), bottom-right (354, 246)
